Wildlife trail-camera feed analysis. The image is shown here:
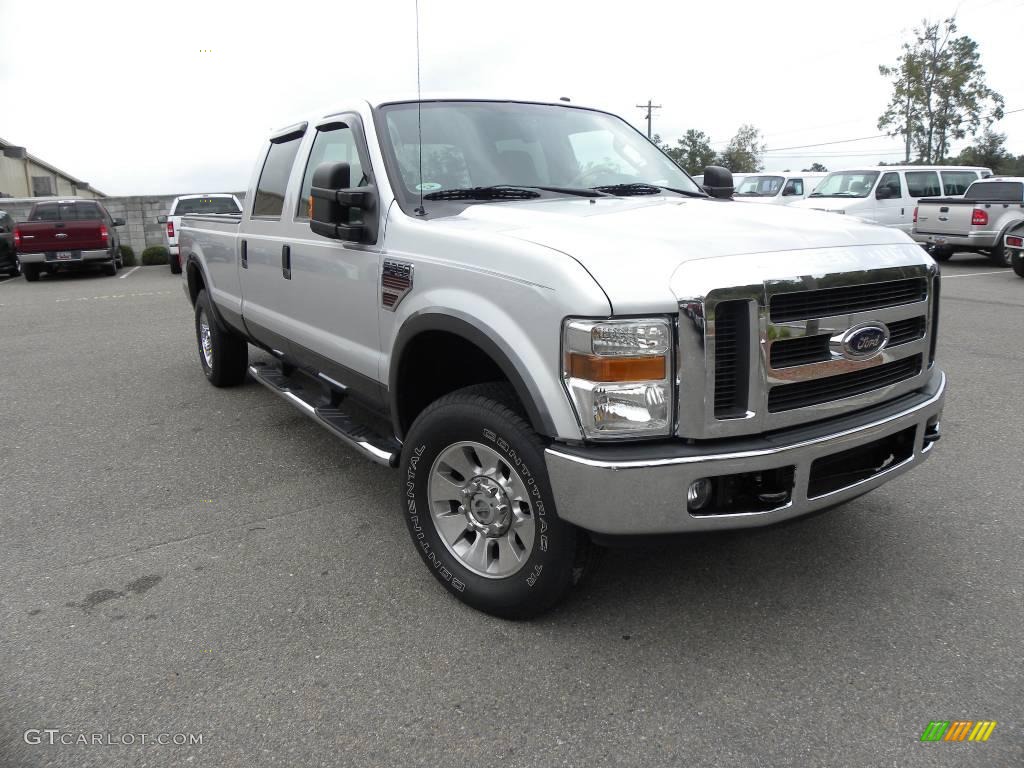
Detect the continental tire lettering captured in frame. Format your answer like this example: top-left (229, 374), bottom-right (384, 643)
top-left (483, 429), bottom-right (496, 442)
top-left (526, 564), bottom-right (543, 586)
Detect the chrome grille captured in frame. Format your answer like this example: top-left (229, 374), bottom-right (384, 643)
top-left (673, 249), bottom-right (939, 440)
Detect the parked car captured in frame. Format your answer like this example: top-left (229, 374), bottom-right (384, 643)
top-left (158, 194), bottom-right (242, 274)
top-left (178, 97), bottom-right (945, 618)
top-left (1003, 221), bottom-right (1024, 277)
top-left (14, 200), bottom-right (124, 281)
top-left (733, 172), bottom-right (827, 204)
top-left (912, 177), bottom-right (1024, 266)
top-left (0, 209), bottom-right (19, 277)
top-left (791, 165), bottom-right (991, 234)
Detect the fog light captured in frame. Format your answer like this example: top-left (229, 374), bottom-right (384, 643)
top-left (687, 478), bottom-right (713, 511)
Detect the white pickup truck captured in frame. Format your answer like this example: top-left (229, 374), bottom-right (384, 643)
top-left (912, 177), bottom-right (1024, 266)
top-left (178, 96), bottom-right (946, 617)
top-left (158, 194), bottom-right (242, 273)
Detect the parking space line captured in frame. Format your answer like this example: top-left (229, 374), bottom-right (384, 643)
top-left (118, 266), bottom-right (141, 279)
top-left (943, 269), bottom-right (1012, 279)
top-left (0, 276), bottom-right (16, 286)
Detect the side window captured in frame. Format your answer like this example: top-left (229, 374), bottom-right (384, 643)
top-left (253, 136), bottom-right (303, 218)
top-left (296, 123), bottom-right (367, 219)
top-left (940, 171), bottom-right (977, 196)
top-left (877, 172), bottom-right (901, 199)
top-left (905, 171), bottom-right (941, 198)
top-left (782, 179), bottom-right (803, 196)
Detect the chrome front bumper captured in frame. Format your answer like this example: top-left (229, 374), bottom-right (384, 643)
top-left (545, 370), bottom-right (945, 535)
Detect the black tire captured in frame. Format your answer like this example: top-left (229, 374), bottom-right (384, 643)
top-left (989, 242), bottom-right (1011, 267)
top-left (194, 289), bottom-right (248, 386)
top-left (170, 253), bottom-right (182, 274)
top-left (1012, 253), bottom-right (1024, 278)
top-left (7, 258), bottom-right (20, 277)
top-left (23, 263), bottom-right (40, 282)
top-left (102, 262), bottom-right (117, 276)
top-left (400, 383), bottom-right (599, 619)
top-left (930, 246), bottom-right (953, 262)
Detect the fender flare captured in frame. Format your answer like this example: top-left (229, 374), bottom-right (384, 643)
top-left (390, 311), bottom-right (558, 440)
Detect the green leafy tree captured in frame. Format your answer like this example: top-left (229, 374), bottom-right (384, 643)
top-left (663, 129), bottom-right (718, 175)
top-left (717, 124), bottom-right (765, 173)
top-left (802, 162), bottom-right (828, 172)
top-left (878, 17), bottom-right (1004, 163)
top-left (952, 129), bottom-right (1014, 172)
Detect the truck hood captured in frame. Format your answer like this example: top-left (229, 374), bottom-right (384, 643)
top-left (790, 197), bottom-right (862, 214)
top-left (432, 196), bottom-right (915, 312)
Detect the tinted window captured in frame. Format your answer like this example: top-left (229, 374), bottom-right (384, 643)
top-left (29, 202), bottom-right (103, 221)
top-left (963, 181), bottom-right (1023, 201)
top-left (878, 172), bottom-right (901, 198)
top-left (173, 197), bottom-right (241, 215)
top-left (253, 137), bottom-right (302, 218)
top-left (940, 171), bottom-right (978, 196)
top-left (297, 124), bottom-right (368, 219)
top-left (905, 171), bottom-right (941, 197)
top-left (782, 178), bottom-right (803, 196)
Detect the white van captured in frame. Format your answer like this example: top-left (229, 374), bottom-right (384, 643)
top-left (733, 172), bottom-right (827, 204)
top-left (790, 166), bottom-right (991, 233)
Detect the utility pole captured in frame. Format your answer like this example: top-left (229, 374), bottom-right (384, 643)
top-left (904, 90), bottom-right (912, 164)
top-left (636, 99), bottom-right (662, 139)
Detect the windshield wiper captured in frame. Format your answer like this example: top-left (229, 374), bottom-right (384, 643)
top-left (591, 183), bottom-right (706, 198)
top-left (423, 185), bottom-right (542, 201)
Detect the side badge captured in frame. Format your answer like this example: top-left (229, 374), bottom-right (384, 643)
top-left (382, 260), bottom-right (414, 311)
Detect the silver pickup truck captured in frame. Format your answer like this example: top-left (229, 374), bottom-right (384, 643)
top-left (913, 177), bottom-right (1024, 266)
top-left (179, 97), bottom-right (946, 617)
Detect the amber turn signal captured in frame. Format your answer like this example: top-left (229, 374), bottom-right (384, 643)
top-left (568, 353), bottom-right (666, 382)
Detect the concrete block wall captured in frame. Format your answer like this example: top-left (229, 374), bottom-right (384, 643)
top-left (0, 192), bottom-right (246, 255)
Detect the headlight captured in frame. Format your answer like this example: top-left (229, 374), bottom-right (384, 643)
top-left (562, 318), bottom-right (673, 439)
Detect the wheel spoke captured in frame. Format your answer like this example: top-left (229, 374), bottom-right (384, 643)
top-left (455, 533), bottom-right (490, 572)
top-left (429, 471), bottom-right (465, 504)
top-left (496, 532), bottom-right (527, 566)
top-left (433, 511), bottom-right (470, 546)
top-left (511, 509), bottom-right (535, 553)
top-left (439, 447), bottom-right (477, 483)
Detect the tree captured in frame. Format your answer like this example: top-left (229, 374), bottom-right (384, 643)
top-left (663, 129), bottom-right (718, 175)
top-left (878, 17), bottom-right (1004, 164)
top-left (952, 128), bottom-right (1013, 172)
top-left (802, 162), bottom-right (828, 172)
top-left (717, 124), bottom-right (765, 173)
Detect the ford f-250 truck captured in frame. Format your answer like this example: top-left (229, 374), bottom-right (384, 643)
top-left (912, 177), bottom-right (1024, 266)
top-left (178, 97), bottom-right (946, 617)
top-left (15, 199), bottom-right (125, 281)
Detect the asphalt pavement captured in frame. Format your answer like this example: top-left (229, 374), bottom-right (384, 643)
top-left (0, 260), bottom-right (1020, 767)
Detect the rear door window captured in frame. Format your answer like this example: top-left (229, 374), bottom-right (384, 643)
top-left (940, 171), bottom-right (978, 196)
top-left (905, 171), bottom-right (941, 197)
top-left (253, 136), bottom-right (303, 218)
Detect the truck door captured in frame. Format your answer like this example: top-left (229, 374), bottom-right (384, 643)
top-left (275, 116), bottom-right (384, 405)
top-left (872, 172), bottom-right (903, 228)
top-left (238, 128), bottom-right (305, 354)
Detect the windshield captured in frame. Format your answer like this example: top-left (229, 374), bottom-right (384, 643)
top-left (378, 101), bottom-right (700, 203)
top-left (809, 171), bottom-right (880, 198)
top-left (173, 197), bottom-right (241, 215)
top-left (734, 175), bottom-right (785, 197)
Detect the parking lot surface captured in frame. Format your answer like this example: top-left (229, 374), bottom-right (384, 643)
top-left (0, 263), bottom-right (1021, 767)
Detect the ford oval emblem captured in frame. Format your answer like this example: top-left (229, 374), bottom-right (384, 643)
top-left (833, 323), bottom-right (889, 360)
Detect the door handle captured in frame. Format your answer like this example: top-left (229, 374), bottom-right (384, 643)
top-left (240, 240), bottom-right (248, 269)
top-left (281, 244), bottom-right (291, 280)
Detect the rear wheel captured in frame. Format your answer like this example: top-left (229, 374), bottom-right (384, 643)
top-left (170, 252), bottom-right (182, 274)
top-left (930, 246), bottom-right (953, 262)
top-left (194, 289), bottom-right (248, 386)
top-left (401, 383), bottom-right (599, 618)
top-left (102, 260), bottom-right (117, 276)
top-left (23, 263), bottom-right (40, 282)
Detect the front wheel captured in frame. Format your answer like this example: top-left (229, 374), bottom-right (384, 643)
top-left (1012, 253), bottom-right (1024, 278)
top-left (194, 289), bottom-right (248, 386)
top-left (989, 242), bottom-right (1012, 267)
top-left (400, 384), bottom-right (599, 618)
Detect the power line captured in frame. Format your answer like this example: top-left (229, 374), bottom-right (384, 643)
top-left (764, 134), bottom-right (892, 152)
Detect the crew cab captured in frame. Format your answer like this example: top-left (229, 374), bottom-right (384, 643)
top-left (14, 200), bottom-right (124, 281)
top-left (912, 177), bottom-right (1024, 266)
top-left (158, 194), bottom-right (242, 274)
top-left (179, 97), bottom-right (946, 617)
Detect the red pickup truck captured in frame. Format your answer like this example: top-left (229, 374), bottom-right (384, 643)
top-left (14, 200), bottom-right (125, 281)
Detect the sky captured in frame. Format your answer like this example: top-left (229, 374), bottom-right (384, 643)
top-left (1, 0), bottom-right (1022, 196)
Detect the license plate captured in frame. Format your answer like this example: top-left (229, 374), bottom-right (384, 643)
top-left (55, 251), bottom-right (75, 260)
top-left (932, 237), bottom-right (946, 245)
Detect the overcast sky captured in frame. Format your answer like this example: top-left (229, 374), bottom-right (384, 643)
top-left (2, 0), bottom-right (1021, 195)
